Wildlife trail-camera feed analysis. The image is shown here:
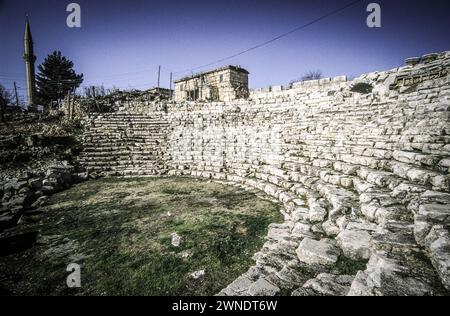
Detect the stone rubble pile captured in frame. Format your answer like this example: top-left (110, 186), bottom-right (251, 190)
top-left (0, 165), bottom-right (89, 232)
top-left (80, 51), bottom-right (450, 296)
top-left (0, 111), bottom-right (88, 232)
top-left (0, 134), bottom-right (80, 179)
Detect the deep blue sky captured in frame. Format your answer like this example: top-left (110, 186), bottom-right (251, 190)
top-left (1, 0), bottom-right (449, 98)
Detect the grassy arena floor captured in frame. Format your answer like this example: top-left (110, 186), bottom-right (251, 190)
top-left (0, 177), bottom-right (282, 296)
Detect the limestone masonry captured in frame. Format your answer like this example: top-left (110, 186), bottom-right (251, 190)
top-left (174, 65), bottom-right (249, 102)
top-left (80, 51), bottom-right (450, 296)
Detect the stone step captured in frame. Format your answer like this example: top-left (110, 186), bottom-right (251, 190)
top-left (414, 190), bottom-right (450, 290)
top-left (87, 127), bottom-right (167, 133)
top-left (82, 159), bottom-right (167, 165)
top-left (81, 150), bottom-right (166, 157)
top-left (83, 142), bottom-right (165, 149)
top-left (82, 145), bottom-right (167, 152)
top-left (227, 159), bottom-right (414, 227)
top-left (287, 151), bottom-right (449, 190)
top-left (349, 221), bottom-right (449, 296)
top-left (89, 120), bottom-right (168, 125)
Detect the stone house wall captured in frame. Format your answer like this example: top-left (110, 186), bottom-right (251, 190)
top-left (174, 66), bottom-right (249, 102)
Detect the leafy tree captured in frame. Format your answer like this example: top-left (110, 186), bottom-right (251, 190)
top-left (0, 84), bottom-right (12, 122)
top-left (36, 51), bottom-right (83, 108)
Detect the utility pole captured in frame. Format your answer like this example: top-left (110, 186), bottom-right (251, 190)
top-left (157, 65), bottom-right (161, 94)
top-left (169, 72), bottom-right (173, 100)
top-left (13, 82), bottom-right (20, 107)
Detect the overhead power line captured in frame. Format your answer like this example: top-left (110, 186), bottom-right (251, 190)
top-left (3, 1), bottom-right (363, 91)
top-left (172, 0), bottom-right (364, 76)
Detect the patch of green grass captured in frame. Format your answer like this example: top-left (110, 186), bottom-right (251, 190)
top-left (0, 177), bottom-right (282, 296)
top-left (334, 256), bottom-right (368, 276)
top-left (161, 185), bottom-right (192, 196)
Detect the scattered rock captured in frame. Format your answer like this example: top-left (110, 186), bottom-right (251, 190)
top-left (72, 172), bottom-right (89, 183)
top-left (171, 232), bottom-right (182, 247)
top-left (179, 250), bottom-right (192, 259)
top-left (31, 196), bottom-right (49, 208)
top-left (13, 181), bottom-right (28, 191)
top-left (302, 273), bottom-right (354, 296)
top-left (190, 270), bottom-right (205, 280)
top-left (296, 238), bottom-right (341, 266)
top-left (28, 178), bottom-right (42, 190)
top-left (0, 163), bottom-right (86, 232)
top-left (41, 185), bottom-right (56, 195)
top-left (0, 214), bottom-right (16, 229)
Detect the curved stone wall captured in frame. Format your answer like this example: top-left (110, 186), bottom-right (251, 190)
top-left (81, 52), bottom-right (450, 295)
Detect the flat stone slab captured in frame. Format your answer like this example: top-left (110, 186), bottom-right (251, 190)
top-left (227, 275), bottom-right (254, 294)
top-left (302, 273), bottom-right (355, 296)
top-left (292, 222), bottom-right (313, 238)
top-left (247, 278), bottom-right (280, 296)
top-left (267, 226), bottom-right (290, 241)
top-left (291, 207), bottom-right (310, 222)
top-left (308, 200), bottom-right (328, 223)
top-left (337, 229), bottom-right (372, 260)
top-left (296, 238), bottom-right (340, 266)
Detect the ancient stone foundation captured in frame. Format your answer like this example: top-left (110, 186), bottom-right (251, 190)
top-left (80, 52), bottom-right (450, 296)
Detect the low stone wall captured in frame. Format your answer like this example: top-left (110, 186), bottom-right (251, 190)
top-left (62, 90), bottom-right (169, 118)
top-left (80, 51), bottom-right (450, 295)
top-left (0, 165), bottom-right (89, 231)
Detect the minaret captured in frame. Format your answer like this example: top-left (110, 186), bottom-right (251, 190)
top-left (23, 16), bottom-right (37, 111)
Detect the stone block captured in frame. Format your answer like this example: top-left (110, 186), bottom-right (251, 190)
top-left (337, 229), bottom-right (372, 260)
top-left (247, 278), bottom-right (280, 296)
top-left (296, 238), bottom-right (341, 266)
top-left (303, 273), bottom-right (354, 296)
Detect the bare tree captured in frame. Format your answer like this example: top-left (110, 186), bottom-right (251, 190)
top-left (301, 70), bottom-right (323, 81)
top-left (83, 86), bottom-right (93, 98)
top-left (83, 85), bottom-right (110, 98)
top-left (0, 84), bottom-right (12, 122)
top-left (290, 70), bottom-right (323, 85)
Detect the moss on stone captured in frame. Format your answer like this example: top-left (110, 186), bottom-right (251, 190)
top-left (334, 256), bottom-right (368, 276)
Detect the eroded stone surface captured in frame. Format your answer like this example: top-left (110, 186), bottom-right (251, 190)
top-left (247, 278), bottom-right (280, 296)
top-left (301, 273), bottom-right (354, 296)
top-left (337, 229), bottom-right (372, 260)
top-left (296, 238), bottom-right (341, 266)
